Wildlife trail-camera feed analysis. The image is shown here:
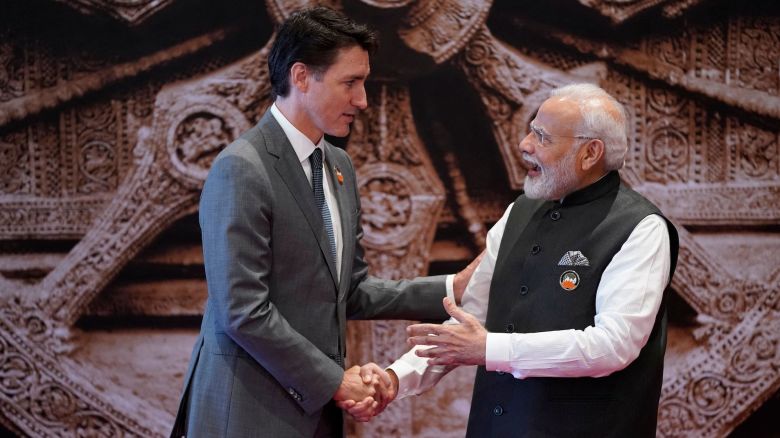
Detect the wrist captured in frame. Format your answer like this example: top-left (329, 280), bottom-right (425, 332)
top-left (387, 368), bottom-right (399, 393)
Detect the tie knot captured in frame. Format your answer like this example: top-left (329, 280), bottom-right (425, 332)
top-left (310, 148), bottom-right (323, 167)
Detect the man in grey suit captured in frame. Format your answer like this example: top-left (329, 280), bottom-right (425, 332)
top-left (171, 7), bottom-right (472, 438)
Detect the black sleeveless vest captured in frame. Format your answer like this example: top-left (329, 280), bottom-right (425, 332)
top-left (466, 171), bottom-right (679, 438)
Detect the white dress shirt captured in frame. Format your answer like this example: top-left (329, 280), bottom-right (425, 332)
top-left (389, 203), bottom-right (671, 398)
top-left (270, 104), bottom-right (343, 281)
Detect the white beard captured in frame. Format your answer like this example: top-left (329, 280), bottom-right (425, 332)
top-left (523, 151), bottom-right (579, 200)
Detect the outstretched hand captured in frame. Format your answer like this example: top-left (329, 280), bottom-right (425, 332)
top-left (407, 297), bottom-right (487, 366)
top-left (335, 363), bottom-right (397, 422)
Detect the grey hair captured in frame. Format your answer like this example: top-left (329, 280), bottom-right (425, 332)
top-left (550, 83), bottom-right (628, 171)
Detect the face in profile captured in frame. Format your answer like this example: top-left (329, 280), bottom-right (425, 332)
top-left (302, 45), bottom-right (370, 139)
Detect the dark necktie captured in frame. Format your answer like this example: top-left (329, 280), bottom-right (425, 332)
top-left (310, 148), bottom-right (337, 266)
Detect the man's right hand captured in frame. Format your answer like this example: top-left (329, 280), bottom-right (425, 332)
top-left (335, 363), bottom-right (397, 422)
top-left (333, 365), bottom-right (377, 410)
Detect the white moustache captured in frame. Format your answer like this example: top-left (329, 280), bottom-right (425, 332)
top-left (521, 153), bottom-right (540, 169)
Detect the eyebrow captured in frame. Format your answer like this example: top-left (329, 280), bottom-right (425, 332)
top-left (529, 122), bottom-right (549, 135)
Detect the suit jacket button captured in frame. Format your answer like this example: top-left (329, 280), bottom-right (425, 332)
top-left (519, 285), bottom-right (528, 295)
top-left (550, 210), bottom-right (561, 221)
top-left (493, 405), bottom-right (504, 416)
top-left (530, 244), bottom-right (541, 255)
top-left (505, 323), bottom-right (514, 332)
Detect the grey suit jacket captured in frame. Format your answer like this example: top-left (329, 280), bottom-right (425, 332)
top-left (171, 111), bottom-right (448, 437)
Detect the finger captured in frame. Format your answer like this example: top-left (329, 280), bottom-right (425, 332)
top-left (407, 335), bottom-right (447, 347)
top-left (414, 345), bottom-right (449, 359)
top-left (374, 368), bottom-right (392, 388)
top-left (427, 355), bottom-right (456, 366)
top-left (442, 297), bottom-right (471, 324)
top-left (337, 400), bottom-right (358, 411)
top-left (348, 399), bottom-right (374, 415)
top-left (348, 397), bottom-right (378, 419)
top-left (406, 323), bottom-right (441, 337)
top-left (359, 363), bottom-right (380, 383)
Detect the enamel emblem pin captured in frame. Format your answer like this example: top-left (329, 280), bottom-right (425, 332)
top-left (559, 270), bottom-right (580, 291)
top-left (335, 166), bottom-right (343, 185)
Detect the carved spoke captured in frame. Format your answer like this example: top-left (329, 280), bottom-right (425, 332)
top-left (346, 83), bottom-right (446, 437)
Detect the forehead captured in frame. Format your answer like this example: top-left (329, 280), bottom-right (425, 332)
top-left (533, 97), bottom-right (581, 132)
top-left (324, 45), bottom-right (370, 78)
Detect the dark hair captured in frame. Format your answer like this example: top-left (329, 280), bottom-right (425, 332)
top-left (268, 7), bottom-right (379, 99)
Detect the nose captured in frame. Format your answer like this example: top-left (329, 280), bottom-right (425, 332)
top-left (518, 132), bottom-right (534, 154)
top-left (353, 84), bottom-right (368, 110)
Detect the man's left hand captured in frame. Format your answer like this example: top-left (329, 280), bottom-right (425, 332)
top-left (407, 297), bottom-right (487, 366)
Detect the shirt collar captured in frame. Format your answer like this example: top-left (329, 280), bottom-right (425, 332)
top-left (270, 103), bottom-right (325, 164)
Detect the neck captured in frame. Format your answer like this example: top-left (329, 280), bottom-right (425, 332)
top-left (275, 97), bottom-right (323, 144)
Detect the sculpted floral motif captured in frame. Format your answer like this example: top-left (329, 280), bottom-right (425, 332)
top-left (730, 329), bottom-right (779, 381)
top-left (30, 383), bottom-right (80, 425)
top-left (73, 412), bottom-right (122, 437)
top-left (0, 137), bottom-right (30, 195)
top-left (737, 123), bottom-right (777, 179)
top-left (691, 375), bottom-right (731, 415)
top-left (737, 18), bottom-right (780, 94)
top-left (657, 400), bottom-right (700, 437)
top-left (359, 175), bottom-right (414, 247)
top-left (400, 0), bottom-right (492, 64)
top-left (646, 31), bottom-right (690, 72)
top-left (646, 128), bottom-right (689, 183)
top-left (78, 141), bottom-right (117, 194)
top-left (0, 39), bottom-right (25, 102)
top-left (0, 344), bottom-right (34, 396)
top-left (173, 113), bottom-right (231, 174)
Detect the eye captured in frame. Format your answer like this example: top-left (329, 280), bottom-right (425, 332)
top-left (530, 125), bottom-right (545, 144)
top-left (345, 80), bottom-right (356, 87)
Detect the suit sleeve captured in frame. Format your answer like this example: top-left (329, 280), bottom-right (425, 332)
top-left (340, 156), bottom-right (449, 321)
top-left (200, 147), bottom-right (342, 415)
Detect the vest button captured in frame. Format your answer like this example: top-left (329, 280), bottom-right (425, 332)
top-left (550, 210), bottom-right (561, 221)
top-left (530, 244), bottom-right (541, 255)
top-left (519, 285), bottom-right (528, 295)
top-left (493, 405), bottom-right (504, 416)
top-left (505, 323), bottom-right (514, 332)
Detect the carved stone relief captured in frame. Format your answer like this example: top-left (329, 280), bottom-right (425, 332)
top-left (0, 0), bottom-right (779, 437)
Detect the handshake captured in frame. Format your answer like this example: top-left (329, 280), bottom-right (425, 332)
top-left (329, 251), bottom-right (487, 422)
top-left (332, 363), bottom-right (397, 422)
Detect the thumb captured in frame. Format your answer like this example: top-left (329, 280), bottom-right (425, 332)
top-left (443, 297), bottom-right (466, 321)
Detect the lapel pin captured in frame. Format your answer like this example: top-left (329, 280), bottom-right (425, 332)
top-left (559, 270), bottom-right (580, 291)
top-left (335, 166), bottom-right (343, 185)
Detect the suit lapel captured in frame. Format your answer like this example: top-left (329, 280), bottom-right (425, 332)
top-left (259, 112), bottom-right (339, 287)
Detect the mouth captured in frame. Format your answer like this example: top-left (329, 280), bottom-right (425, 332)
top-left (521, 155), bottom-right (541, 176)
top-left (343, 113), bottom-right (355, 122)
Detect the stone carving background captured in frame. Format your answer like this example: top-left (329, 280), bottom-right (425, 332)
top-left (1, 0), bottom-right (779, 436)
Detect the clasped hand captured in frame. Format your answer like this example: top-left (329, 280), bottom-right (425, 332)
top-left (333, 364), bottom-right (397, 422)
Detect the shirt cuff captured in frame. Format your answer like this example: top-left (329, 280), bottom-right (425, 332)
top-left (445, 274), bottom-right (455, 302)
top-left (485, 333), bottom-right (513, 373)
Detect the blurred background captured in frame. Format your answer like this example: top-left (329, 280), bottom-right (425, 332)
top-left (0, 0), bottom-right (778, 436)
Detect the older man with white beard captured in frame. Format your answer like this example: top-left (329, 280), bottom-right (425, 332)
top-left (345, 83), bottom-right (681, 437)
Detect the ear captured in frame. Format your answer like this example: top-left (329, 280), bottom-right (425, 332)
top-left (289, 62), bottom-right (309, 93)
top-left (579, 139), bottom-right (605, 172)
